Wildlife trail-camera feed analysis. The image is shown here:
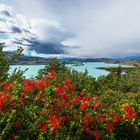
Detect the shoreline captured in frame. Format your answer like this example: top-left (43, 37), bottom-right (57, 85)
top-left (96, 66), bottom-right (136, 72)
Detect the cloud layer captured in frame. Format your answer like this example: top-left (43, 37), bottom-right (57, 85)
top-left (0, 3), bottom-right (71, 57)
top-left (1, 0), bottom-right (140, 58)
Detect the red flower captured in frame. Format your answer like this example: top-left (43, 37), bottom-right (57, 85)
top-left (49, 105), bottom-right (53, 109)
top-left (64, 79), bottom-right (76, 91)
top-left (97, 103), bottom-right (103, 108)
top-left (93, 130), bottom-right (102, 140)
top-left (55, 86), bottom-right (65, 95)
top-left (87, 95), bottom-right (92, 101)
top-left (9, 101), bottom-right (16, 111)
top-left (0, 97), bottom-right (2, 105)
top-left (36, 80), bottom-right (46, 90)
top-left (80, 91), bottom-right (85, 97)
top-left (84, 126), bottom-right (90, 134)
top-left (48, 117), bottom-right (60, 131)
top-left (23, 88), bottom-right (29, 95)
top-left (4, 83), bottom-right (14, 90)
top-left (23, 80), bottom-right (35, 91)
top-left (93, 103), bottom-right (103, 109)
top-left (59, 116), bottom-right (67, 122)
top-left (15, 123), bottom-right (21, 129)
top-left (0, 96), bottom-right (7, 111)
top-left (84, 113), bottom-right (91, 119)
top-left (88, 118), bottom-right (94, 126)
top-left (124, 105), bottom-right (133, 112)
top-left (82, 97), bottom-right (87, 102)
top-left (48, 70), bottom-right (56, 78)
top-left (41, 123), bottom-right (48, 132)
top-left (125, 112), bottom-right (136, 119)
top-left (40, 111), bottom-right (46, 117)
top-left (0, 81), bottom-right (6, 86)
top-left (107, 124), bottom-right (115, 132)
top-left (93, 96), bottom-right (100, 101)
top-left (124, 105), bottom-right (136, 119)
top-left (19, 98), bottom-right (26, 105)
top-left (0, 106), bottom-right (2, 112)
top-left (52, 98), bottom-right (57, 103)
top-left (64, 79), bottom-right (72, 85)
top-left (62, 94), bottom-right (70, 101)
top-left (112, 117), bottom-right (122, 123)
top-left (80, 101), bottom-right (88, 110)
top-left (73, 96), bottom-right (81, 102)
top-left (69, 83), bottom-right (76, 91)
top-left (50, 108), bottom-right (60, 116)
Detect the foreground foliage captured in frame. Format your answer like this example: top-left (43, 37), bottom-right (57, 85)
top-left (0, 70), bottom-right (140, 140)
top-left (0, 43), bottom-right (25, 83)
top-left (0, 44), bottom-right (140, 139)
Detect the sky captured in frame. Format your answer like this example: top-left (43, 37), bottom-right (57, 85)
top-left (0, 0), bottom-right (140, 58)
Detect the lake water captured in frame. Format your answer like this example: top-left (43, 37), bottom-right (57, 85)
top-left (9, 62), bottom-right (125, 79)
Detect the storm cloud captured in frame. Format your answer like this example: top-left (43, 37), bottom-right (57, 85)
top-left (11, 26), bottom-right (22, 33)
top-left (0, 10), bottom-right (12, 17)
top-left (13, 37), bottom-right (68, 54)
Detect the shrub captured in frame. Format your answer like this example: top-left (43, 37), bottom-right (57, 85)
top-left (0, 71), bottom-right (140, 140)
top-left (0, 44), bottom-right (140, 139)
top-left (0, 42), bottom-right (25, 83)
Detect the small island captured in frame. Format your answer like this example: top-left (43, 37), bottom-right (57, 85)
top-left (71, 62), bottom-right (84, 66)
top-left (96, 66), bottom-right (136, 72)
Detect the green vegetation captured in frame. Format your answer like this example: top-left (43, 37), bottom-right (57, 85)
top-left (0, 43), bottom-right (140, 140)
top-left (96, 66), bottom-right (135, 72)
top-left (0, 43), bottom-right (25, 83)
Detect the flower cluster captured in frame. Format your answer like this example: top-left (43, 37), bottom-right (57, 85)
top-left (124, 105), bottom-right (137, 119)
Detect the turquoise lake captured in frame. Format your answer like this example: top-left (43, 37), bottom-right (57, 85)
top-left (9, 62), bottom-right (125, 79)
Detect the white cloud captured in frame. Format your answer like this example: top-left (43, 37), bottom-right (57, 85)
top-left (30, 18), bottom-right (69, 43)
top-left (57, 0), bottom-right (140, 57)
top-left (1, 1), bottom-right (140, 57)
top-left (30, 50), bottom-right (71, 58)
top-left (0, 3), bottom-right (69, 57)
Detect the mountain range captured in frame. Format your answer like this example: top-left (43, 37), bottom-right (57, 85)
top-left (4, 51), bottom-right (140, 65)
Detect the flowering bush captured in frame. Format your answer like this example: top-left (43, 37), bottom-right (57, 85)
top-left (0, 70), bottom-right (140, 140)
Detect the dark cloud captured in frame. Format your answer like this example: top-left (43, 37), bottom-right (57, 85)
top-left (11, 26), bottom-right (22, 33)
top-left (29, 42), bottom-right (67, 54)
top-left (13, 37), bottom-right (68, 54)
top-left (13, 40), bottom-right (26, 46)
top-left (0, 10), bottom-right (12, 17)
top-left (0, 31), bottom-right (5, 33)
top-left (23, 29), bottom-right (32, 34)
